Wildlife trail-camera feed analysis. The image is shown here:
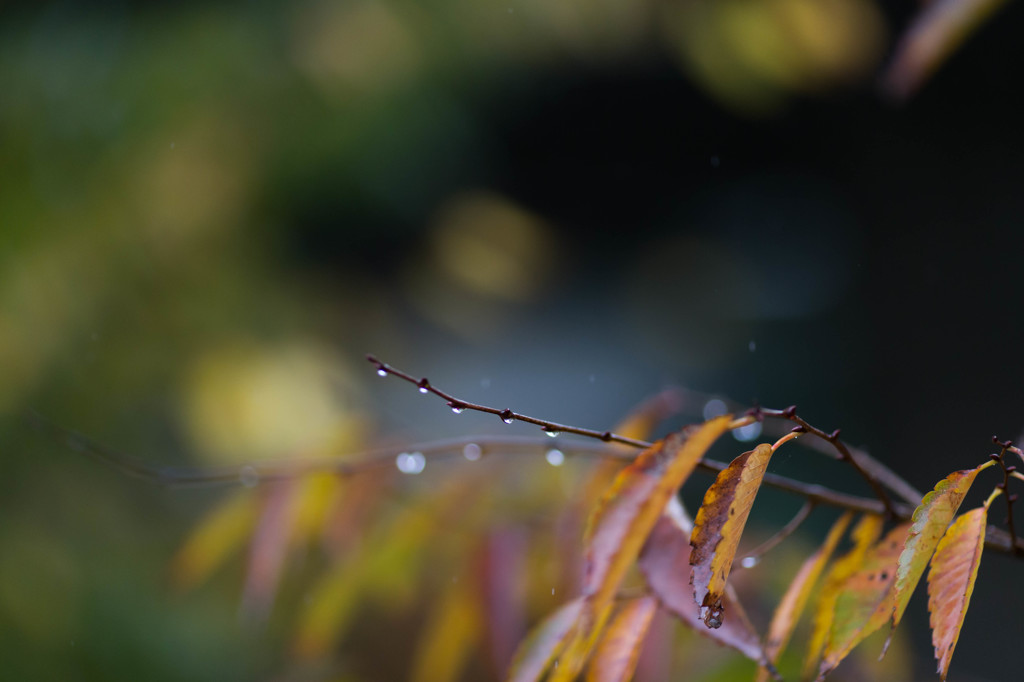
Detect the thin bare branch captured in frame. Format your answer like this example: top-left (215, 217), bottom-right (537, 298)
top-left (738, 500), bottom-right (815, 568)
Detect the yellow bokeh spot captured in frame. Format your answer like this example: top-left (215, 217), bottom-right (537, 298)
top-left (180, 339), bottom-right (366, 464)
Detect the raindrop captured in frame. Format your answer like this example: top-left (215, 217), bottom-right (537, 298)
top-left (546, 449), bottom-right (565, 467)
top-left (239, 465), bottom-right (259, 488)
top-left (396, 452), bottom-right (426, 474)
top-left (451, 406), bottom-right (464, 414)
top-left (500, 409), bottom-right (515, 424)
top-left (733, 422), bottom-right (763, 443)
top-left (377, 368), bottom-right (387, 377)
top-left (741, 556), bottom-right (759, 569)
top-left (544, 428), bottom-right (559, 438)
top-left (419, 387), bottom-right (428, 394)
top-left (463, 443), bottom-right (482, 461)
top-left (703, 398), bottom-right (728, 421)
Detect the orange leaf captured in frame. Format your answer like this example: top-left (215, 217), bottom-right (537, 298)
top-left (802, 514), bottom-right (883, 680)
top-left (817, 522), bottom-right (911, 680)
top-left (690, 442), bottom-right (774, 629)
top-left (506, 598), bottom-right (584, 682)
top-left (639, 500), bottom-right (768, 666)
top-left (554, 416), bottom-right (733, 682)
top-left (890, 463), bottom-right (992, 632)
top-left (586, 596), bottom-right (658, 682)
top-left (927, 496), bottom-right (994, 681)
top-left (754, 512), bottom-right (853, 682)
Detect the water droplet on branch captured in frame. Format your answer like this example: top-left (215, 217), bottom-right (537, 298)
top-left (463, 443), bottom-right (482, 461)
top-left (396, 452), bottom-right (426, 474)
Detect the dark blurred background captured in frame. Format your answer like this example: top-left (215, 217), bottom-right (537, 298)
top-left (3, 0), bottom-right (1024, 680)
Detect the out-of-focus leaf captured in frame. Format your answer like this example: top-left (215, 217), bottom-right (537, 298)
top-left (881, 0), bottom-right (1009, 99)
top-left (802, 514), bottom-right (884, 680)
top-left (506, 598), bottom-right (584, 682)
top-left (553, 417), bottom-right (732, 681)
top-left (690, 443), bottom-right (774, 629)
top-left (478, 526), bottom-right (530, 677)
top-left (290, 472), bottom-right (344, 545)
top-left (639, 500), bottom-right (768, 665)
top-left (292, 552), bottom-right (364, 658)
top-left (928, 495), bottom-right (995, 681)
top-left (586, 596), bottom-right (658, 682)
top-left (613, 389), bottom-right (686, 444)
top-left (241, 479), bottom-right (304, 618)
top-left (817, 523), bottom-right (911, 680)
top-left (410, 577), bottom-right (484, 682)
top-left (755, 512), bottom-right (853, 682)
top-left (890, 463), bottom-right (991, 632)
top-left (170, 489), bottom-right (258, 590)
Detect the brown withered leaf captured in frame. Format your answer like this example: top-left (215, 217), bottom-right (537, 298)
top-left (639, 500), bottom-right (768, 667)
top-left (586, 596), bottom-right (658, 682)
top-left (550, 416), bottom-right (733, 682)
top-left (817, 523), bottom-right (912, 680)
top-left (506, 598), bottom-right (584, 682)
top-left (754, 512), bottom-right (853, 682)
top-left (690, 443), bottom-right (774, 629)
top-left (927, 497), bottom-right (993, 681)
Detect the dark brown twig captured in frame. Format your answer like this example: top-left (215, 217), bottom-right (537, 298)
top-left (757, 406), bottom-right (899, 518)
top-left (992, 436), bottom-right (1021, 555)
top-left (367, 355), bottom-right (649, 449)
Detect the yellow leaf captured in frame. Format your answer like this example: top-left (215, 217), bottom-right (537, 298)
top-left (817, 522), bottom-right (911, 680)
top-left (292, 554), bottom-right (364, 658)
top-left (170, 489), bottom-right (259, 591)
top-left (927, 495), bottom-right (994, 681)
top-left (890, 462), bottom-right (992, 632)
top-left (410, 578), bottom-right (483, 682)
top-left (801, 514), bottom-right (883, 680)
top-left (690, 443), bottom-right (774, 629)
top-left (586, 596), bottom-right (658, 682)
top-left (754, 512), bottom-right (852, 682)
top-left (506, 598), bottom-right (584, 682)
top-left (556, 416), bottom-right (733, 682)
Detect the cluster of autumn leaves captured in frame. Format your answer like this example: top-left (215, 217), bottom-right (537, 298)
top-left (171, 399), bottom-right (1002, 681)
top-left (508, 415), bottom-right (1001, 682)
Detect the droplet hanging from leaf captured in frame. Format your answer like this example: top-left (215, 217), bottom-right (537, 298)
top-left (553, 416), bottom-right (733, 682)
top-left (639, 501), bottom-right (769, 666)
top-left (690, 442), bottom-right (775, 629)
